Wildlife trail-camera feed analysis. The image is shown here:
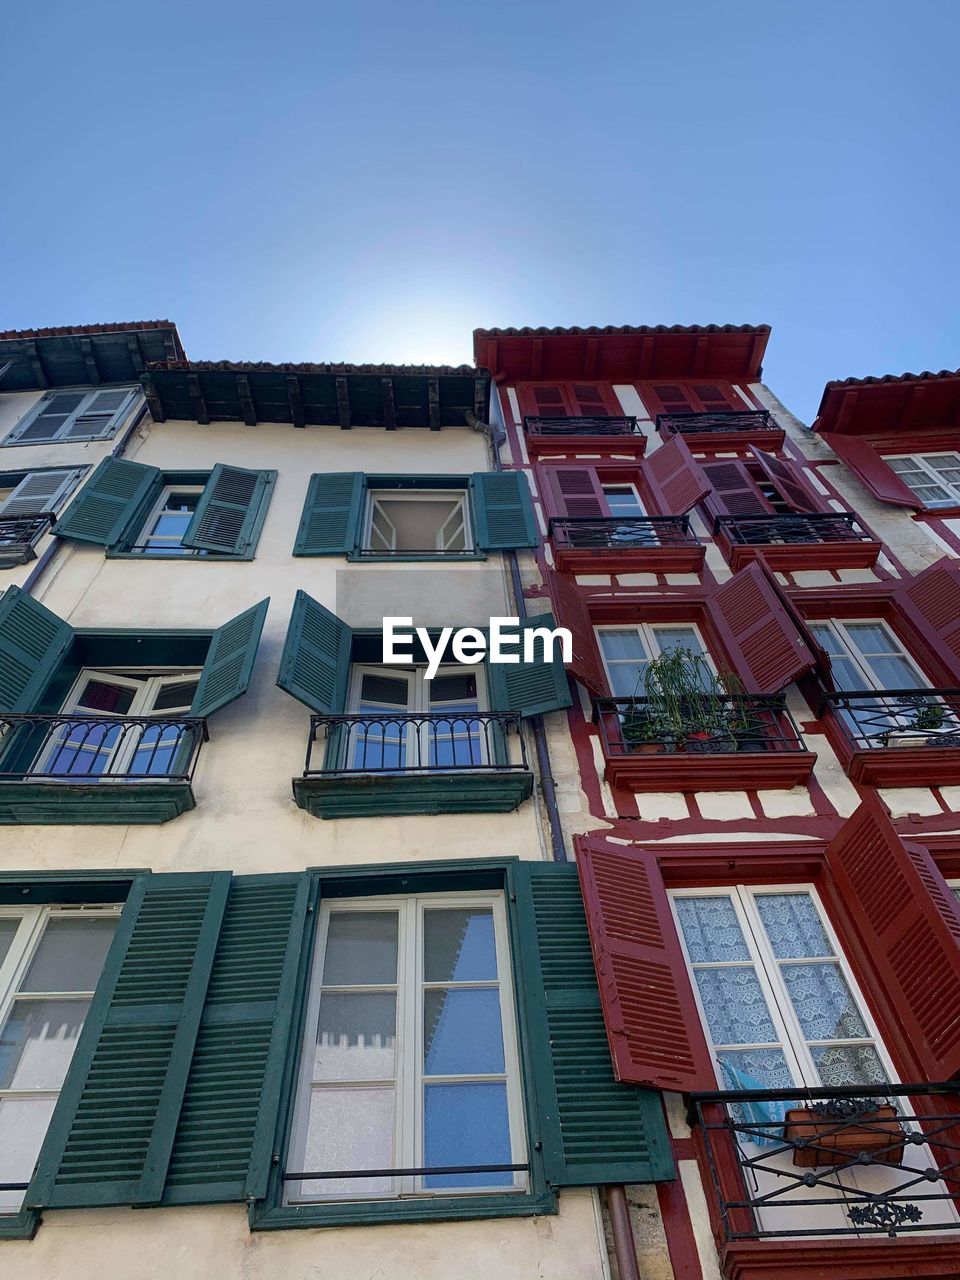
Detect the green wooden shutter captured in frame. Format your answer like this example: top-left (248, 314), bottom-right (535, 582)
top-left (486, 612), bottom-right (572, 718)
top-left (163, 873), bottom-right (310, 1204)
top-left (293, 472), bottom-right (365, 556)
top-left (471, 472), bottom-right (538, 550)
top-left (51, 457), bottom-right (162, 546)
top-left (511, 861), bottom-right (674, 1186)
top-left (181, 464), bottom-right (275, 556)
top-left (0, 585), bottom-right (73, 712)
top-left (30, 872), bottom-right (231, 1209)
top-left (189, 599), bottom-right (269, 718)
top-left (276, 589), bottom-right (352, 712)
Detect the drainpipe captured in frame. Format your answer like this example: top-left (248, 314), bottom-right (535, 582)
top-left (21, 398), bottom-right (149, 597)
top-left (606, 1185), bottom-right (642, 1280)
top-left (467, 410), bottom-right (567, 863)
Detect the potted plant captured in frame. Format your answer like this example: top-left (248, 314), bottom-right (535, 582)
top-left (636, 647), bottom-right (744, 755)
top-left (783, 1098), bottom-right (905, 1168)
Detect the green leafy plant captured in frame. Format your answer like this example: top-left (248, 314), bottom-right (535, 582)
top-left (620, 645), bottom-right (748, 753)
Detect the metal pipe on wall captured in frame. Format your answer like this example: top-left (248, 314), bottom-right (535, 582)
top-left (606, 1185), bottom-right (642, 1280)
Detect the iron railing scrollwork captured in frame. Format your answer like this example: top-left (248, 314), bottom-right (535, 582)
top-left (656, 409), bottom-right (780, 437)
top-left (716, 512), bottom-right (875, 548)
top-left (549, 514), bottom-right (700, 552)
top-left (0, 714), bottom-right (207, 783)
top-left (303, 712), bottom-right (528, 776)
top-left (594, 695), bottom-right (807, 757)
top-left (523, 415), bottom-right (641, 438)
top-left (820, 688), bottom-right (960, 750)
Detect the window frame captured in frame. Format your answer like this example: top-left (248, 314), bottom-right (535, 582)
top-left (3, 388), bottom-right (140, 446)
top-left (595, 621), bottom-right (714, 698)
top-left (600, 481), bottom-right (647, 518)
top-left (810, 617), bottom-right (931, 691)
top-left (363, 488), bottom-right (474, 556)
top-left (129, 483), bottom-right (206, 557)
top-left (881, 452), bottom-right (960, 508)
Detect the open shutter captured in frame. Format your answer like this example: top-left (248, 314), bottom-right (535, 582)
top-left (486, 611), bottom-right (572, 717)
top-left (7, 392), bottom-right (87, 443)
top-left (575, 835), bottom-right (716, 1090)
top-left (181, 464), bottom-right (274, 556)
top-left (823, 435), bottom-right (919, 508)
top-left (0, 469), bottom-right (82, 518)
top-left (545, 570), bottom-right (609, 695)
top-left (30, 873), bottom-right (231, 1209)
top-left (512, 861), bottom-right (674, 1185)
top-left (472, 471), bottom-right (538, 549)
top-left (748, 446), bottom-right (822, 513)
top-left (895, 559), bottom-right (960, 683)
top-left (163, 873), bottom-right (311, 1204)
top-left (707, 562), bottom-right (818, 693)
top-left (518, 385), bottom-right (571, 419)
top-left (640, 435), bottom-right (710, 515)
top-left (825, 798), bottom-right (960, 1080)
top-left (294, 472), bottom-right (364, 556)
top-left (51, 457), bottom-right (161, 546)
top-left (701, 459), bottom-right (771, 517)
top-left (189, 598), bottom-right (269, 718)
top-left (277, 589), bottom-right (352, 713)
top-left (540, 466), bottom-right (607, 519)
top-left (63, 388), bottom-right (138, 439)
top-left (0, 585), bottom-right (73, 712)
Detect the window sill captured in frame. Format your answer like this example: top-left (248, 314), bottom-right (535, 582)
top-left (719, 1236), bottom-right (960, 1280)
top-left (346, 551), bottom-right (487, 563)
top-left (0, 1209), bottom-right (39, 1240)
top-left (105, 549), bottom-right (255, 561)
top-left (0, 779), bottom-right (196, 825)
top-left (1, 434), bottom-right (118, 447)
top-left (249, 1188), bottom-right (556, 1231)
top-left (293, 769), bottom-right (535, 818)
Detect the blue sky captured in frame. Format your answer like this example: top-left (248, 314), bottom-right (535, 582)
top-left (1, 0), bottom-right (957, 422)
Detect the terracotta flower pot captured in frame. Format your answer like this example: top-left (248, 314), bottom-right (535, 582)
top-left (784, 1105), bottom-right (905, 1168)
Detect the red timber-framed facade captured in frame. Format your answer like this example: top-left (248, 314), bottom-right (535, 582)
top-left (477, 322), bottom-right (960, 1280)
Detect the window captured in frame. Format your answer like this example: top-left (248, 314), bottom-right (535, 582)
top-left (285, 892), bottom-right (526, 1202)
top-left (0, 469), bottom-right (83, 519)
top-left (597, 623), bottom-right (710, 697)
top-left (602, 483), bottom-right (646, 518)
top-left (810, 620), bottom-right (926, 693)
top-left (132, 484), bottom-right (206, 556)
top-left (882, 453), bottom-right (960, 507)
top-left (343, 666), bottom-right (486, 770)
top-left (4, 389), bottom-right (139, 445)
top-left (364, 490), bottom-right (471, 555)
top-left (0, 904), bottom-right (119, 1212)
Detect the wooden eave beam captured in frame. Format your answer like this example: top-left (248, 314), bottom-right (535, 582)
top-left (530, 339), bottom-right (543, 379)
top-left (335, 376), bottom-right (352, 429)
top-left (79, 337), bottom-right (101, 385)
top-left (898, 384), bottom-right (927, 430)
top-left (381, 377), bottom-right (396, 430)
top-left (584, 337), bottom-right (599, 379)
top-left (747, 333), bottom-right (764, 380)
top-left (427, 377), bottom-right (441, 431)
top-left (236, 374), bottom-right (257, 426)
top-left (0, 360), bottom-right (12, 388)
top-left (126, 336), bottom-right (145, 375)
top-left (140, 372), bottom-right (166, 422)
top-left (161, 330), bottom-right (179, 362)
top-left (24, 341), bottom-right (47, 389)
top-left (693, 334), bottom-right (708, 376)
top-left (287, 374), bottom-right (305, 427)
top-left (187, 373), bottom-right (210, 425)
top-left (473, 377), bottom-right (487, 423)
top-left (638, 334), bottom-right (654, 377)
top-left (833, 389), bottom-right (859, 435)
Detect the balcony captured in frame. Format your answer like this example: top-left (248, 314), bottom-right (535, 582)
top-left (594, 695), bottom-right (815, 791)
top-left (715, 513), bottom-right (882, 571)
top-left (821, 689), bottom-right (960, 786)
top-left (656, 409), bottom-right (785, 450)
top-left (293, 712), bottom-right (534, 818)
top-left (549, 515), bottom-right (705, 574)
top-left (0, 714), bottom-right (206, 823)
top-left (689, 1082), bottom-right (960, 1279)
top-left (0, 513), bottom-right (51, 568)
top-left (522, 415), bottom-right (646, 458)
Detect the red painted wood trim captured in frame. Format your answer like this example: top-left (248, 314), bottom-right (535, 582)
top-left (603, 750), bottom-right (818, 793)
top-left (525, 433), bottom-right (647, 460)
top-left (656, 1175), bottom-right (705, 1280)
top-left (662, 426), bottom-right (787, 452)
top-left (553, 544), bottom-right (706, 575)
top-left (725, 538), bottom-right (883, 572)
top-left (847, 744), bottom-right (960, 787)
top-left (720, 1237), bottom-right (960, 1280)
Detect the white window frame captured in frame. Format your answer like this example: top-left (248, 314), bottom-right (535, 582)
top-left (3, 388), bottom-right (140, 446)
top-left (133, 483), bottom-right (205, 555)
top-left (363, 489), bottom-right (472, 555)
top-left (285, 891), bottom-right (527, 1203)
top-left (595, 621), bottom-right (713, 698)
top-left (600, 482), bottom-right (646, 518)
top-left (345, 665), bottom-right (488, 769)
top-left (810, 618), bottom-right (930, 690)
top-left (882, 452), bottom-right (960, 508)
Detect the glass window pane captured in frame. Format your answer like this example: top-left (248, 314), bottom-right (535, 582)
top-left (423, 1082), bottom-right (512, 1188)
top-left (780, 963), bottom-right (869, 1041)
top-left (653, 627), bottom-right (705, 658)
top-left (314, 992), bottom-right (396, 1082)
top-left (423, 989), bottom-right (505, 1076)
top-left (608, 663), bottom-right (647, 698)
top-left (151, 681), bottom-right (200, 712)
top-left (0, 998), bottom-right (90, 1089)
top-left (693, 968), bottom-right (778, 1046)
top-left (322, 913), bottom-right (399, 986)
top-left (810, 624), bottom-right (845, 656)
top-left (21, 917), bottom-right (117, 992)
top-left (845, 623), bottom-right (901, 655)
top-left (0, 1096), bottom-right (58, 1213)
top-left (754, 894), bottom-right (834, 959)
top-left (296, 1086), bottom-right (395, 1198)
top-left (424, 908), bottom-right (497, 982)
top-left (429, 673), bottom-right (478, 704)
top-left (358, 674), bottom-right (410, 707)
top-left (0, 919), bottom-right (20, 971)
top-left (810, 1044), bottom-right (887, 1089)
top-left (867, 655), bottom-right (923, 689)
top-left (675, 897), bottom-right (751, 963)
top-left (75, 680), bottom-right (136, 715)
top-left (717, 1048), bottom-right (796, 1093)
top-left (598, 630), bottom-right (648, 662)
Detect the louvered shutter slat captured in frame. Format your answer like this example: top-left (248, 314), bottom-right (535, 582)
top-left (189, 599), bottom-right (269, 718)
top-left (748, 446), bottom-right (821, 513)
top-left (181, 464), bottom-right (273, 556)
top-left (640, 436), bottom-right (710, 515)
top-left (276, 589), bottom-right (352, 713)
top-left (51, 457), bottom-right (162, 546)
top-left (541, 467), bottom-right (607, 519)
top-left (485, 611), bottom-right (571, 718)
top-left (0, 469), bottom-right (81, 518)
top-left (294, 472), bottom-right (365, 556)
top-left (0, 585), bottom-right (73, 712)
top-left (707, 563), bottom-right (818, 693)
top-left (895, 560), bottom-right (960, 684)
top-left (824, 434), bottom-right (919, 508)
top-left (571, 384), bottom-right (611, 417)
top-left (10, 393), bottom-right (86, 443)
top-left (63, 389), bottom-right (136, 440)
top-left (702, 460), bottom-right (771, 517)
top-left (545, 571), bottom-right (608, 696)
top-left (472, 471), bottom-right (538, 549)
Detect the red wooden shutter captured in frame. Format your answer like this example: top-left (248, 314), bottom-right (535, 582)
top-left (823, 435), bottom-right (919, 508)
top-left (541, 466), bottom-right (608, 519)
top-left (640, 436), bottom-right (710, 515)
top-left (825, 797), bottom-right (960, 1080)
top-left (895, 559), bottom-right (960, 683)
top-left (575, 835), bottom-right (716, 1090)
top-left (691, 383), bottom-right (741, 411)
top-left (545, 571), bottom-right (608, 695)
top-left (749, 446), bottom-right (823, 513)
top-left (518, 384), bottom-right (571, 419)
top-left (707, 562), bottom-right (818, 692)
top-left (701, 460), bottom-right (772, 517)
top-left (645, 384), bottom-right (698, 416)
top-left (570, 384), bottom-right (614, 417)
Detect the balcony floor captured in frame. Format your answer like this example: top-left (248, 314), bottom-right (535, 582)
top-left (604, 749), bottom-right (817, 792)
top-left (724, 539), bottom-right (882, 572)
top-left (0, 780), bottom-right (196, 824)
top-left (293, 769), bottom-right (535, 818)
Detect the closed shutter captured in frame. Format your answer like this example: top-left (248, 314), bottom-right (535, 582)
top-left (575, 835), bottom-right (716, 1091)
top-left (701, 459), bottom-right (771, 517)
top-left (570, 384), bottom-right (613, 417)
top-left (0, 585), bottom-right (73, 712)
top-left (545, 570), bottom-right (609, 696)
top-left (824, 435), bottom-right (919, 508)
top-left (486, 611), bottom-right (572, 717)
top-left (512, 861), bottom-right (674, 1185)
top-left (62, 388), bottom-right (138, 440)
top-left (472, 471), bottom-right (538, 549)
top-left (749, 446), bottom-right (822, 513)
top-left (518, 385), bottom-right (571, 419)
top-left (0, 469), bottom-right (83, 518)
top-left (895, 560), bottom-right (960, 684)
top-left (189, 599), bottom-right (269, 718)
top-left (691, 383), bottom-right (741, 411)
top-left (30, 873), bottom-right (232, 1209)
top-left (640, 435), bottom-right (710, 515)
top-left (163, 873), bottom-right (310, 1204)
top-left (276, 589), bottom-right (352, 713)
top-left (7, 393), bottom-right (87, 443)
top-left (825, 798), bottom-right (960, 1079)
top-left (646, 384), bottom-right (698, 416)
top-left (540, 466), bottom-right (607, 519)
top-left (51, 457), bottom-right (162, 546)
top-left (294, 472), bottom-right (365, 556)
top-left (181, 464), bottom-right (274, 556)
top-left (706, 562), bottom-right (818, 693)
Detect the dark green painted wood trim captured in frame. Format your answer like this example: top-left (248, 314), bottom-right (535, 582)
top-left (250, 1188), bottom-right (557, 1230)
top-left (0, 870), bottom-right (137, 904)
top-left (293, 770), bottom-right (534, 818)
top-left (345, 552), bottom-right (487, 562)
top-left (0, 1208), bottom-right (39, 1240)
top-left (293, 472), bottom-right (365, 556)
top-left (0, 781), bottom-right (196, 825)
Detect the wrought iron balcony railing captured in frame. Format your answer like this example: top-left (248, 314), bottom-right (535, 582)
top-left (821, 689), bottom-right (960, 750)
top-left (594, 694), bottom-right (807, 757)
top-left (0, 714), bottom-right (207, 782)
top-left (656, 409), bottom-right (780, 437)
top-left (716, 512), bottom-right (876, 548)
top-left (0, 513), bottom-right (52, 564)
top-left (689, 1082), bottom-right (960, 1241)
top-left (523, 415), bottom-right (641, 438)
top-left (549, 515), bottom-right (700, 552)
top-left (303, 712), bottom-right (528, 776)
